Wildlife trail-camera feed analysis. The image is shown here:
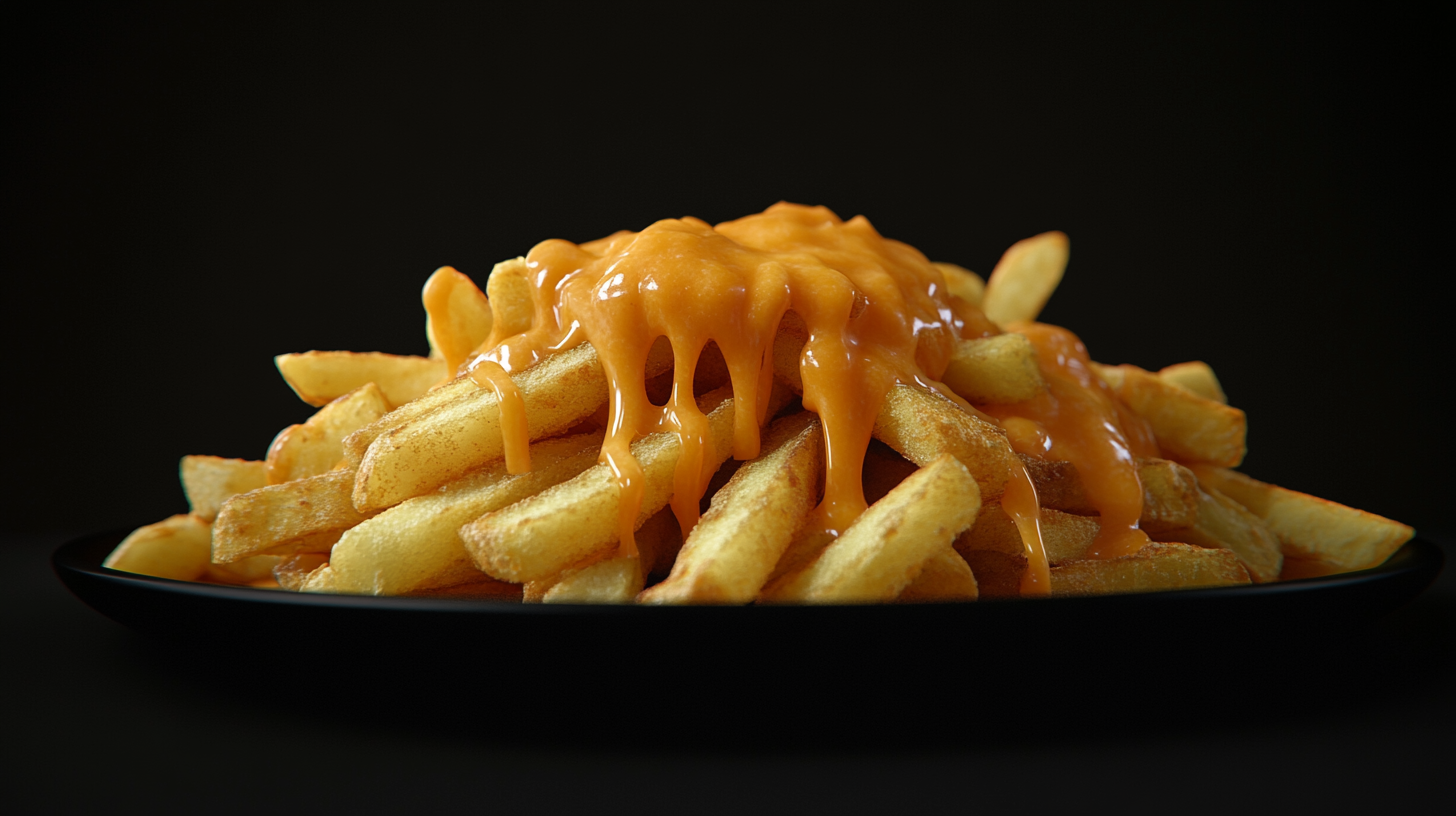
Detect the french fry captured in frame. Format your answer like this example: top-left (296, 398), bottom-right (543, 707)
top-left (423, 266), bottom-right (493, 368)
top-left (403, 577), bottom-right (522, 601)
top-left (980, 231), bottom-right (1069, 326)
top-left (485, 257), bottom-right (534, 338)
top-left (1049, 542), bottom-right (1250, 596)
top-left (266, 383), bottom-right (390, 485)
top-left (933, 262), bottom-right (985, 307)
top-left (329, 432), bottom-right (604, 595)
top-left (275, 351), bottom-right (447, 408)
top-left (299, 563), bottom-right (336, 593)
top-left (896, 549), bottom-right (978, 602)
top-left (1189, 466), bottom-right (1414, 571)
top-left (273, 553), bottom-right (330, 591)
top-left (639, 411), bottom-right (823, 604)
top-left (212, 469), bottom-right (370, 563)
top-left (762, 454), bottom-right (980, 603)
top-left (1158, 361), bottom-right (1227, 404)
top-left (205, 554), bottom-right (283, 585)
top-left (1105, 364), bottom-right (1246, 467)
top-left (340, 376), bottom-right (482, 467)
top-left (180, 456), bottom-right (267, 522)
top-left (771, 318), bottom-right (1014, 502)
top-left (460, 386), bottom-right (754, 583)
top-left (1148, 484), bottom-right (1283, 583)
top-left (940, 333), bottom-right (1046, 404)
top-left (954, 504), bottom-right (1101, 598)
top-left (104, 515), bottom-right (213, 581)
top-left (1015, 455), bottom-right (1200, 535)
top-left (527, 507), bottom-right (683, 603)
top-left (871, 384), bottom-right (1015, 502)
top-left (353, 339), bottom-right (674, 512)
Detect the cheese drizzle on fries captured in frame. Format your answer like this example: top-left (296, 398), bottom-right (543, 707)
top-left (105, 204), bottom-right (1415, 603)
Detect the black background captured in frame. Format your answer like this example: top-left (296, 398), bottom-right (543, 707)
top-left (4, 4), bottom-right (1450, 814)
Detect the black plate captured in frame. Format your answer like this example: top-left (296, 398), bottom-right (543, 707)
top-left (51, 528), bottom-right (1446, 740)
top-left (54, 527), bottom-right (1442, 658)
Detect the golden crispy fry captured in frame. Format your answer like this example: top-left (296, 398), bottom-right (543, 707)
top-left (104, 515), bottom-right (213, 581)
top-left (1149, 484), bottom-right (1283, 583)
top-left (1158, 361), bottom-right (1227, 404)
top-left (340, 376), bottom-right (481, 467)
top-left (1049, 542), bottom-right (1250, 596)
top-left (205, 554), bottom-right (283, 585)
top-left (266, 383), bottom-right (390, 485)
top-left (954, 504), bottom-right (1100, 598)
top-left (1107, 364), bottom-right (1246, 467)
top-left (933, 262), bottom-right (985, 306)
top-left (273, 553), bottom-right (329, 591)
top-left (212, 470), bottom-right (370, 563)
top-left (353, 340), bottom-right (675, 512)
top-left (871, 384), bottom-right (1015, 502)
top-left (527, 507), bottom-right (683, 603)
top-left (941, 333), bottom-right (1046, 404)
top-left (403, 577), bottom-right (522, 601)
top-left (275, 351), bottom-right (447, 408)
top-left (1190, 466), bottom-right (1414, 571)
top-left (299, 563), bottom-right (336, 593)
top-left (981, 231), bottom-right (1069, 326)
top-left (329, 432), bottom-right (603, 595)
top-left (1016, 455), bottom-right (1200, 534)
top-left (896, 549), bottom-right (978, 602)
top-left (460, 386), bottom-right (749, 583)
top-left (639, 412), bottom-right (823, 604)
top-left (485, 257), bottom-right (534, 338)
top-left (180, 456), bottom-right (267, 522)
top-left (423, 266), bottom-right (493, 369)
top-left (762, 454), bottom-right (980, 603)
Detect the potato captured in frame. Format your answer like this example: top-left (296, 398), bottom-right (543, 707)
top-left (275, 351), bottom-right (446, 408)
top-left (212, 470), bottom-right (368, 562)
top-left (1191, 465), bottom-right (1413, 572)
top-left (1105, 364), bottom-right (1246, 467)
top-left (104, 515), bottom-right (213, 581)
top-left (940, 333), bottom-right (1047, 405)
top-left (526, 508), bottom-right (682, 604)
top-left (896, 549), bottom-right (978, 602)
top-left (933, 262), bottom-right (985, 306)
top-left (1148, 484), bottom-right (1283, 583)
top-left (981, 231), bottom-right (1069, 326)
top-left (1158, 361), bottom-right (1227, 404)
top-left (639, 411), bottom-right (823, 604)
top-left (762, 454), bottom-right (981, 603)
top-left (266, 383), bottom-right (390, 485)
top-left (180, 456), bottom-right (267, 522)
top-left (423, 265), bottom-right (493, 373)
top-left (1049, 542), bottom-right (1250, 596)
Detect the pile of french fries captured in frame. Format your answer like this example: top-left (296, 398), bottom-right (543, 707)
top-left (105, 228), bottom-right (1414, 603)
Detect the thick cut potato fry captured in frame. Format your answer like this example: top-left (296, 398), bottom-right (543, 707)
top-left (205, 554), bottom-right (283, 585)
top-left (180, 456), bottom-right (267, 522)
top-left (460, 386), bottom-right (752, 583)
top-left (276, 351), bottom-right (447, 408)
top-left (1149, 484), bottom-right (1283, 583)
top-left (1107, 364), bottom-right (1246, 467)
top-left (1158, 361), bottom-right (1227, 404)
top-left (1018, 455), bottom-right (1200, 534)
top-left (1190, 466), bottom-right (1413, 571)
top-left (273, 553), bottom-right (329, 591)
top-left (423, 266), bottom-right (493, 369)
top-left (340, 376), bottom-right (481, 467)
top-left (266, 383), bottom-right (390, 485)
top-left (933, 262), bottom-right (985, 306)
top-left (762, 454), bottom-right (980, 603)
top-left (1049, 542), bottom-right (1250, 596)
top-left (896, 549), bottom-right (978, 602)
top-left (354, 340), bottom-right (674, 512)
top-left (104, 515), bottom-right (213, 581)
top-left (299, 563), bottom-right (336, 593)
top-left (485, 257), bottom-right (534, 338)
top-left (212, 470), bottom-right (370, 563)
top-left (955, 504), bottom-right (1100, 598)
top-left (528, 507), bottom-right (683, 603)
top-left (871, 384), bottom-right (1014, 502)
top-left (639, 412), bottom-right (823, 604)
top-left (940, 333), bottom-right (1046, 405)
top-left (981, 231), bottom-right (1069, 326)
top-left (329, 432), bottom-right (603, 595)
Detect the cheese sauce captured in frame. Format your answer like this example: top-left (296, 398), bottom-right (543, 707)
top-left (428, 203), bottom-right (1152, 592)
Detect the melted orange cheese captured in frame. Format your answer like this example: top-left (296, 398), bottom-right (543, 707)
top-left (427, 203), bottom-right (1153, 594)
